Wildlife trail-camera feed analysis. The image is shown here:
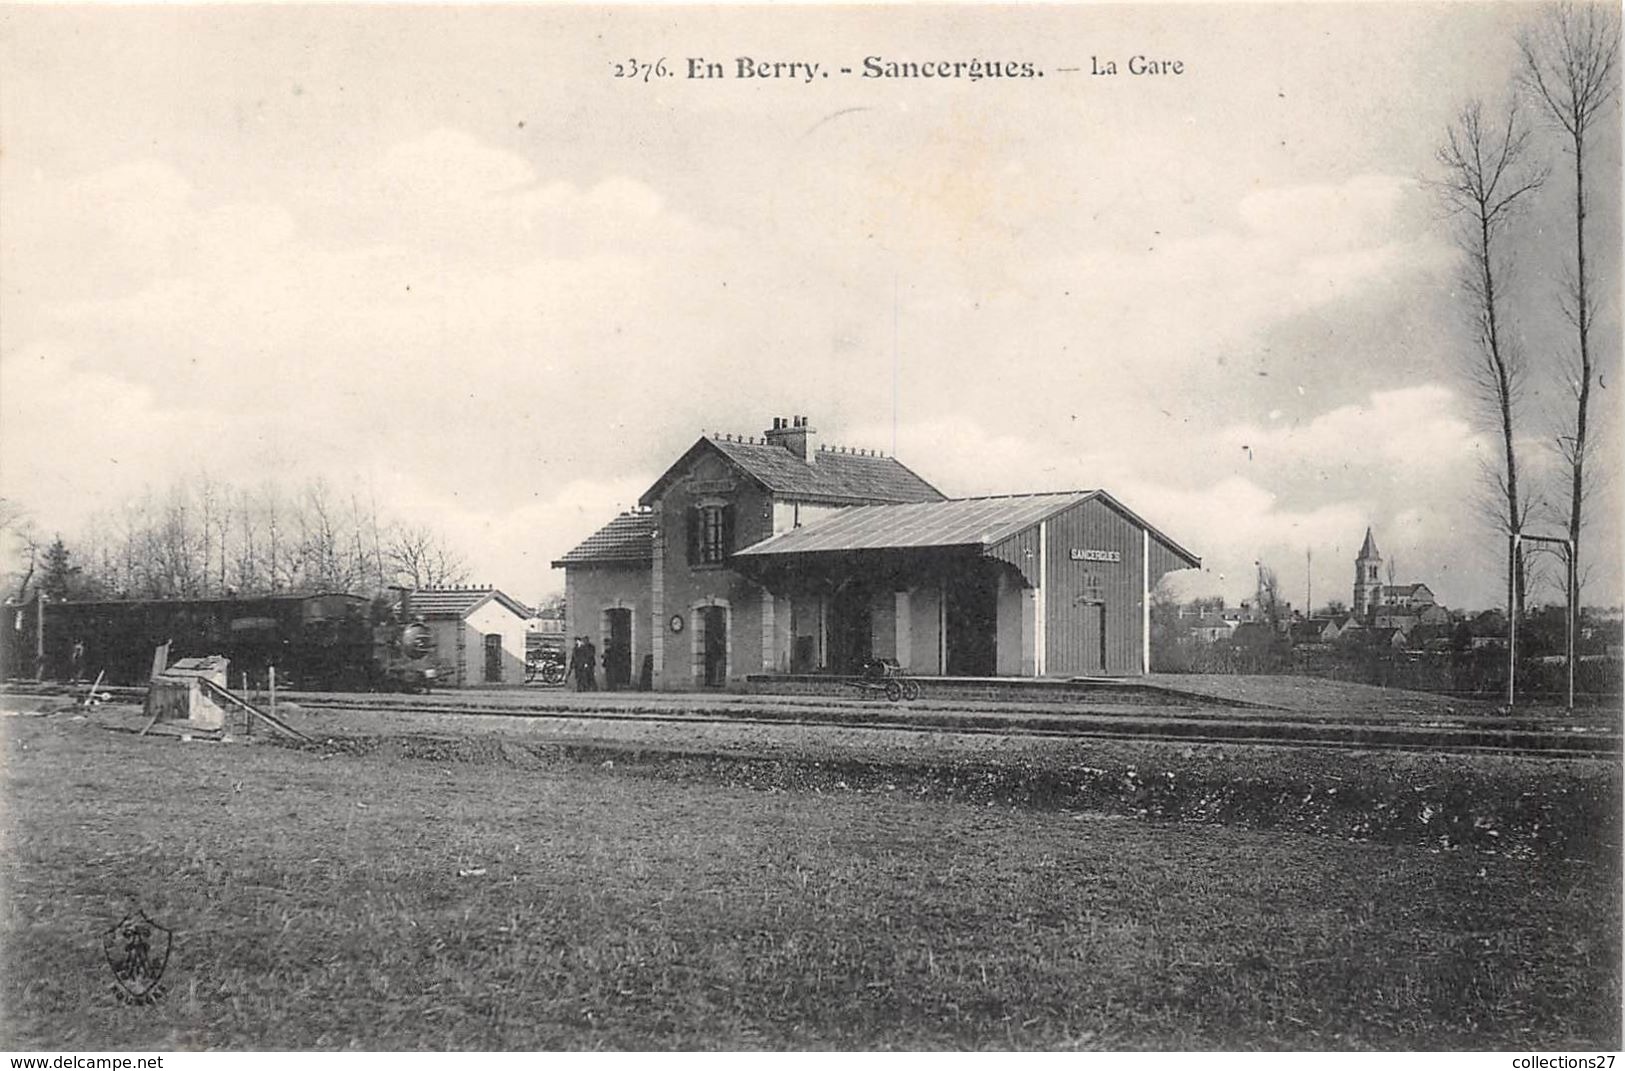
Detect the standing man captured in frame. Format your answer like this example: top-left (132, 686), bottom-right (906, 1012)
top-left (580, 634), bottom-right (598, 691)
top-left (567, 636), bottom-right (584, 690)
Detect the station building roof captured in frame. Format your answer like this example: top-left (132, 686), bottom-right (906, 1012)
top-left (550, 510), bottom-right (657, 567)
top-left (733, 489), bottom-right (1200, 566)
top-left (641, 435), bottom-right (944, 507)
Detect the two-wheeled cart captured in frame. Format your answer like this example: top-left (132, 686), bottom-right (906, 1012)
top-left (848, 658), bottom-right (922, 702)
top-left (525, 649), bottom-right (567, 685)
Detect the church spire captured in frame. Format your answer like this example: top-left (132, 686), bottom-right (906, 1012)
top-left (1358, 527), bottom-right (1381, 561)
top-left (1353, 527), bottom-right (1383, 618)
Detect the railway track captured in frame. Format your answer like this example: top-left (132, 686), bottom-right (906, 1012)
top-left (10, 681), bottom-right (1612, 760)
top-left (286, 695), bottom-right (1621, 760)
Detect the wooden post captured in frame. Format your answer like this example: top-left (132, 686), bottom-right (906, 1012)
top-left (149, 641), bottom-right (171, 681)
top-left (1507, 533), bottom-right (1518, 710)
top-left (1567, 546), bottom-right (1576, 713)
top-left (34, 593), bottom-right (46, 681)
top-left (269, 665), bottom-right (277, 723)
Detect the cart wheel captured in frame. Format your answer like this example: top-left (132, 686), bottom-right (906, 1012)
top-left (884, 679), bottom-right (903, 702)
top-left (902, 679), bottom-right (921, 701)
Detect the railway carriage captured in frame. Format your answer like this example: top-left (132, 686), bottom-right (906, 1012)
top-left (2, 591), bottom-right (436, 691)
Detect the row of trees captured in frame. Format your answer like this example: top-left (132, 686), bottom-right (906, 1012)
top-left (1432, 4), bottom-right (1619, 624)
top-left (1, 476), bottom-right (473, 604)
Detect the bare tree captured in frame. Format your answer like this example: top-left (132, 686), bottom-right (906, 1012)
top-left (261, 482), bottom-right (284, 593)
top-left (150, 482), bottom-right (202, 597)
top-left (1256, 564), bottom-right (1286, 631)
top-left (234, 486), bottom-right (260, 593)
top-left (348, 490), bottom-right (392, 594)
top-left (198, 475), bottom-right (219, 596)
top-left (299, 478), bottom-right (371, 593)
top-left (31, 475), bottom-right (481, 602)
top-left (386, 524), bottom-right (470, 589)
top-left (1432, 100), bottom-right (1546, 618)
top-left (0, 498), bottom-right (40, 603)
top-left (1520, 2), bottom-right (1620, 635)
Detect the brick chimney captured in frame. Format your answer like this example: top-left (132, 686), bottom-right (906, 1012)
top-left (764, 414), bottom-right (818, 463)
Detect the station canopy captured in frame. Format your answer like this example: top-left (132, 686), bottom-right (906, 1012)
top-left (734, 491), bottom-right (1093, 557)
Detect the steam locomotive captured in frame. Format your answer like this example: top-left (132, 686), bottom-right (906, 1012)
top-left (3, 591), bottom-right (438, 691)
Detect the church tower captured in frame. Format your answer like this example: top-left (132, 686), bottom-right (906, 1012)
top-left (1353, 527), bottom-right (1382, 619)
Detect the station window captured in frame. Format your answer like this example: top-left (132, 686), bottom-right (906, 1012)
top-left (687, 504), bottom-right (735, 565)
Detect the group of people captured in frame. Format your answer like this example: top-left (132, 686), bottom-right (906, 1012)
top-left (566, 635), bottom-right (598, 690)
top-left (566, 634), bottom-right (630, 691)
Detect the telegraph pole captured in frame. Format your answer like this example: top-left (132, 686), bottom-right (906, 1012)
top-left (1517, 532), bottom-right (1577, 712)
top-left (1507, 532), bottom-right (1517, 709)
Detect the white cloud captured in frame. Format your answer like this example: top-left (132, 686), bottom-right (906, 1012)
top-left (370, 128), bottom-right (535, 202)
top-left (1219, 383), bottom-right (1483, 478)
top-left (1236, 174), bottom-right (1410, 251)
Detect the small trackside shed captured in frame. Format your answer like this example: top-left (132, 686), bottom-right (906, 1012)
top-left (731, 490), bottom-right (1200, 677)
top-left (404, 586), bottom-right (532, 687)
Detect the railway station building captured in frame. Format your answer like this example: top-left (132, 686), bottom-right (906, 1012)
top-left (552, 415), bottom-right (1200, 690)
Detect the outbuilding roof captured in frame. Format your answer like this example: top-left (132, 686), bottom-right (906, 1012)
top-left (642, 435), bottom-right (944, 507)
top-left (733, 489), bottom-right (1200, 566)
top-left (408, 586), bottom-right (531, 620)
top-left (551, 511), bottom-right (657, 567)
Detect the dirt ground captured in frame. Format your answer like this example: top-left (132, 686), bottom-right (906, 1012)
top-left (2, 709), bottom-right (1619, 1050)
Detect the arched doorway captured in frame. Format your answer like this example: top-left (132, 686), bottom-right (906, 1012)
top-left (602, 607), bottom-right (633, 689)
top-left (698, 605), bottom-right (728, 686)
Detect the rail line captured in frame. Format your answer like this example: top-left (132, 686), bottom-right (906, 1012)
top-left (7, 682), bottom-right (1618, 760)
top-left (288, 695), bottom-right (1619, 760)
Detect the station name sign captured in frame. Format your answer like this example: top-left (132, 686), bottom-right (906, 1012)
top-left (1070, 548), bottom-right (1121, 563)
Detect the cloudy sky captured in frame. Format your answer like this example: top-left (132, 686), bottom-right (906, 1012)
top-left (1, 3), bottom-right (1619, 611)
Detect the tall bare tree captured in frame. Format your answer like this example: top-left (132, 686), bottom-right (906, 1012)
top-left (0, 498), bottom-right (40, 603)
top-left (1256, 563), bottom-right (1286, 630)
top-left (1433, 100), bottom-right (1546, 617)
top-left (386, 524), bottom-right (470, 589)
top-left (1520, 2), bottom-right (1620, 630)
top-left (47, 474), bottom-right (476, 601)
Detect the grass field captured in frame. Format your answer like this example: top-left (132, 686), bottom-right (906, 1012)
top-left (2, 711), bottom-right (1620, 1050)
